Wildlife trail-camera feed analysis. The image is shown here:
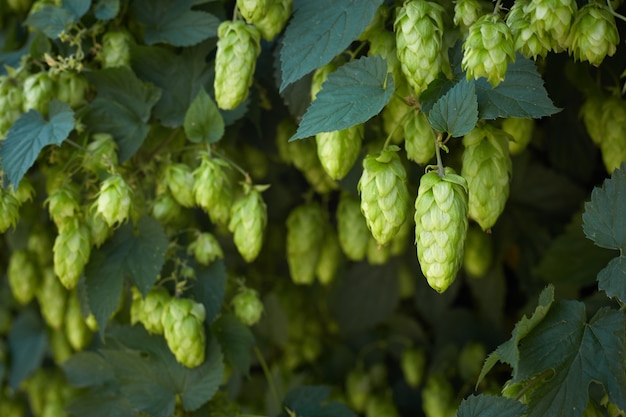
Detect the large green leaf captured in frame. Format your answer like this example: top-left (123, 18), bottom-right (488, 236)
top-left (62, 0), bottom-right (91, 20)
top-left (457, 395), bottom-right (527, 417)
top-left (84, 67), bottom-right (161, 162)
top-left (24, 5), bottom-right (75, 38)
top-left (65, 386), bottom-right (140, 417)
top-left (290, 55), bottom-right (394, 141)
top-left (0, 100), bottom-right (74, 189)
top-left (192, 260), bottom-right (227, 324)
top-left (212, 314), bottom-right (255, 375)
top-left (427, 78), bottom-right (478, 137)
top-left (280, 385), bottom-right (357, 417)
top-left (132, 0), bottom-right (219, 47)
top-left (63, 351), bottom-right (115, 387)
top-left (84, 217), bottom-right (168, 333)
top-left (7, 308), bottom-right (47, 389)
top-left (94, 0), bottom-right (120, 20)
top-left (279, 0), bottom-right (384, 91)
top-left (131, 44), bottom-right (214, 128)
top-left (517, 303), bottom-right (626, 417)
top-left (184, 88), bottom-right (224, 143)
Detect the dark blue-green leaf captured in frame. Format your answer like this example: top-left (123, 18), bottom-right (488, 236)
top-left (475, 55), bottom-right (560, 119)
top-left (84, 67), bottom-right (161, 162)
top-left (132, 0), bottom-right (219, 47)
top-left (192, 260), bottom-right (227, 324)
top-left (457, 394), bottom-right (527, 417)
top-left (8, 308), bottom-right (47, 389)
top-left (94, 0), bottom-right (120, 20)
top-left (212, 314), bottom-right (255, 375)
top-left (290, 55), bottom-right (393, 141)
top-left (0, 100), bottom-right (74, 189)
top-left (24, 5), bottom-right (75, 38)
top-left (62, 351), bottom-right (115, 387)
top-left (66, 386), bottom-right (140, 417)
top-left (427, 78), bottom-right (478, 137)
top-left (62, 0), bottom-right (91, 20)
top-left (280, 0), bottom-right (384, 91)
top-left (597, 256), bottom-right (626, 304)
top-left (280, 385), bottom-right (357, 417)
top-left (184, 88), bottom-right (224, 143)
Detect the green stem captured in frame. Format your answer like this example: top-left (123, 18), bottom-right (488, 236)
top-left (254, 347), bottom-right (282, 409)
top-left (492, 0), bottom-right (504, 14)
top-left (213, 149), bottom-right (251, 183)
top-left (607, 0), bottom-right (626, 23)
top-left (434, 132), bottom-right (445, 177)
top-left (513, 369), bottom-right (555, 402)
top-left (382, 107), bottom-right (413, 149)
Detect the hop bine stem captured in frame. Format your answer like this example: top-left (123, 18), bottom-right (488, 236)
top-left (434, 132), bottom-right (445, 177)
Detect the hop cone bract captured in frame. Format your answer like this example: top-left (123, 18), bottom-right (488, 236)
top-left (568, 3), bottom-right (619, 66)
top-left (188, 232), bottom-right (224, 266)
top-left (237, 0), bottom-right (268, 23)
top-left (94, 174), bottom-right (133, 227)
top-left (162, 297), bottom-right (206, 368)
top-left (286, 203), bottom-right (325, 285)
top-left (228, 184), bottom-right (268, 263)
top-left (255, 0), bottom-right (292, 41)
top-left (139, 287), bottom-right (171, 335)
top-left (414, 167), bottom-right (469, 293)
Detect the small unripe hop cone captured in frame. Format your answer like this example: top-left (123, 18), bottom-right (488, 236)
top-left (162, 298), bottom-right (207, 368)
top-left (228, 184), bottom-right (269, 263)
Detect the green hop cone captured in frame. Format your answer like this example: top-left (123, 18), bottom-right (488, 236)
top-left (311, 60), bottom-right (339, 102)
top-left (458, 342), bottom-right (486, 380)
top-left (22, 71), bottom-right (55, 115)
top-left (365, 393), bottom-right (400, 417)
top-left (462, 14), bottom-right (515, 86)
top-left (0, 187), bottom-right (20, 233)
top-left (130, 286), bottom-right (146, 326)
top-left (336, 192), bottom-right (370, 261)
top-left (286, 203), bottom-right (325, 285)
top-left (65, 290), bottom-right (93, 351)
top-left (315, 225), bottom-right (344, 285)
top-left (37, 268), bottom-right (68, 329)
top-left (368, 29), bottom-right (408, 94)
top-left (0, 75), bottom-right (24, 137)
top-left (193, 155), bottom-right (233, 225)
top-left (94, 174), bottom-right (133, 227)
top-left (54, 71), bottom-right (88, 108)
top-left (462, 125), bottom-right (513, 230)
top-left (401, 347), bottom-right (427, 388)
top-left (228, 184), bottom-right (268, 262)
top-left (358, 146), bottom-right (410, 246)
top-left (53, 217), bottom-right (92, 290)
top-left (507, 0), bottom-right (551, 59)
top-left (214, 21), bottom-right (261, 110)
top-left (316, 124), bottom-right (363, 180)
top-left (395, 0), bottom-right (446, 96)
top-left (232, 287), bottom-right (264, 326)
top-left (8, 250), bottom-right (39, 305)
top-left (414, 167), bottom-right (469, 293)
top-left (454, 0), bottom-right (484, 30)
top-left (152, 192), bottom-right (185, 226)
top-left (463, 223), bottom-right (493, 277)
top-left (405, 109), bottom-right (436, 165)
top-left (12, 177), bottom-right (35, 204)
top-left (580, 95), bottom-right (605, 145)
top-left (598, 97), bottom-right (626, 174)
top-left (140, 287), bottom-right (171, 335)
top-left (346, 367), bottom-right (372, 412)
top-left (99, 29), bottom-right (133, 68)
top-left (82, 132), bottom-right (119, 174)
top-left (188, 232), bottom-right (224, 266)
top-left (367, 235), bottom-right (392, 265)
top-left (237, 0), bottom-right (268, 23)
top-left (46, 182), bottom-right (81, 229)
top-left (162, 297), bottom-right (206, 368)
top-left (501, 117), bottom-right (534, 154)
top-left (422, 374), bottom-right (457, 417)
top-left (382, 94), bottom-right (410, 144)
top-left (87, 209), bottom-right (112, 247)
top-left (165, 163), bottom-right (195, 208)
top-left (255, 0), bottom-right (292, 41)
top-left (568, 3), bottom-right (619, 67)
top-left (524, 0), bottom-right (578, 53)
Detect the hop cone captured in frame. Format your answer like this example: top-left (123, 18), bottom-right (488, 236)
top-left (315, 226), bottom-right (344, 285)
top-left (100, 29), bottom-right (133, 68)
top-left (37, 268), bottom-right (68, 329)
top-left (8, 250), bottom-right (39, 305)
top-left (214, 21), bottom-right (261, 110)
top-left (237, 0), bottom-right (268, 23)
top-left (0, 187), bottom-right (20, 233)
top-left (46, 182), bottom-right (81, 229)
top-left (140, 287), bottom-right (171, 334)
top-left (255, 0), bottom-right (292, 41)
top-left (82, 132), bottom-right (118, 174)
top-left (599, 97), bottom-right (626, 173)
top-left (193, 155), bottom-right (233, 225)
top-left (152, 192), bottom-right (184, 226)
top-left (401, 347), bottom-right (427, 388)
top-left (316, 124), bottom-right (363, 180)
top-left (288, 136), bottom-right (338, 193)
top-left (232, 288), bottom-right (264, 326)
top-left (95, 174), bottom-right (133, 227)
top-left (580, 95), bottom-right (605, 145)
top-left (358, 146), bottom-right (410, 246)
top-left (463, 224), bottom-right (493, 277)
top-left (0, 75), bottom-right (24, 136)
top-left (368, 29), bottom-right (407, 93)
top-left (165, 163), bottom-right (195, 208)
top-left (462, 14), bottom-right (515, 86)
top-left (286, 203), bottom-right (325, 285)
top-left (382, 94), bottom-right (411, 144)
top-left (501, 117), bottom-right (534, 154)
top-left (53, 218), bottom-right (92, 290)
top-left (395, 0), bottom-right (446, 96)
top-left (414, 167), bottom-right (469, 293)
top-left (337, 192), bottom-right (370, 261)
top-left (311, 59), bottom-right (339, 102)
top-left (188, 232), bottom-right (224, 266)
top-left (454, 0), bottom-right (484, 30)
top-left (22, 71), bottom-right (55, 115)
top-left (65, 290), bottom-right (92, 351)
top-left (568, 3), bottom-right (619, 66)
top-left (55, 71), bottom-right (88, 108)
top-left (228, 184), bottom-right (268, 262)
top-left (462, 125), bottom-right (513, 230)
top-left (524, 0), bottom-right (578, 52)
top-left (162, 297), bottom-right (206, 368)
top-left (422, 374), bottom-right (457, 417)
top-left (507, 0), bottom-right (551, 59)
top-left (87, 209), bottom-right (112, 247)
top-left (405, 110), bottom-right (436, 164)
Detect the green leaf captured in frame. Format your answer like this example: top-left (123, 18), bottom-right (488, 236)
top-left (0, 100), bottom-right (74, 189)
top-left (8, 308), bottom-right (47, 389)
top-left (476, 285), bottom-right (555, 386)
top-left (184, 88), bottom-right (224, 143)
top-left (597, 256), bottom-right (626, 302)
top-left (517, 303), bottom-right (626, 417)
top-left (212, 314), bottom-right (255, 375)
top-left (84, 217), bottom-right (168, 333)
top-left (290, 55), bottom-right (394, 141)
top-left (280, 385), bottom-right (357, 417)
top-left (66, 386), bottom-right (140, 417)
top-left (63, 351), bottom-right (115, 387)
top-left (192, 260), bottom-right (227, 324)
top-left (427, 78), bottom-right (478, 137)
top-left (94, 0), bottom-right (120, 20)
top-left (84, 67), bottom-right (161, 162)
top-left (62, 0), bottom-right (91, 20)
top-left (132, 0), bottom-right (219, 47)
top-left (280, 0), bottom-right (384, 91)
top-left (475, 55), bottom-right (561, 120)
top-left (24, 5), bottom-right (75, 38)
top-left (131, 44), bottom-right (214, 128)
top-left (457, 395), bottom-right (527, 417)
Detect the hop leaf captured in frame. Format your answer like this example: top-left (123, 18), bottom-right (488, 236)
top-left (568, 3), bottom-right (619, 67)
top-left (414, 167), bottom-right (469, 293)
top-left (228, 184), bottom-right (268, 263)
top-left (193, 155), bottom-right (233, 225)
top-left (286, 203), bottom-right (325, 285)
top-left (162, 297), bottom-right (206, 368)
top-left (358, 146), bottom-right (411, 246)
top-left (337, 192), bottom-right (370, 261)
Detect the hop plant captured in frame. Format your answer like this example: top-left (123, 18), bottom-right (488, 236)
top-left (0, 75), bottom-right (24, 136)
top-left (414, 167), bottom-right (469, 293)
top-left (404, 109), bottom-right (436, 165)
top-left (87, 209), bottom-right (112, 247)
top-left (382, 94), bottom-right (411, 145)
top-left (237, 0), bottom-right (268, 23)
top-left (193, 155), bottom-right (233, 225)
top-left (37, 268), bottom-right (68, 329)
top-left (501, 117), bottom-right (535, 154)
top-left (462, 125), bottom-right (513, 230)
top-left (65, 290), bottom-right (92, 351)
top-left (99, 29), bottom-right (133, 68)
top-left (228, 184), bottom-right (268, 263)
top-left (214, 21), bottom-right (261, 110)
top-left (136, 287), bottom-right (171, 335)
top-left (165, 163), bottom-right (195, 208)
top-left (255, 0), bottom-right (292, 41)
top-left (463, 223), bottom-right (493, 277)
top-left (524, 0), bottom-right (578, 53)
top-left (286, 203), bottom-right (325, 285)
top-left (8, 250), bottom-right (39, 305)
top-left (54, 71), bottom-right (88, 108)
top-left (367, 236), bottom-right (392, 265)
top-left (337, 192), bottom-right (370, 261)
top-left (231, 287), bottom-right (264, 326)
top-left (152, 192), bottom-right (185, 226)
top-left (462, 14), bottom-right (515, 86)
top-left (401, 347), bottom-right (427, 388)
top-left (22, 71), bottom-right (55, 114)
top-left (568, 3), bottom-right (619, 66)
top-left (53, 217), bottom-right (92, 290)
top-left (94, 174), bottom-right (133, 227)
top-left (368, 29), bottom-right (408, 94)
top-left (507, 0), bottom-right (552, 59)
top-left (315, 225), bottom-right (344, 285)
top-left (598, 97), bottom-right (626, 173)
top-left (0, 186), bottom-right (20, 233)
top-left (346, 367), bottom-right (372, 412)
top-left (316, 124), bottom-right (364, 180)
top-left (580, 95), bottom-right (605, 145)
top-left (395, 0), bottom-right (446, 96)
top-left (46, 182), bottom-right (81, 229)
top-left (358, 146), bottom-right (411, 246)
top-left (454, 0), bottom-right (484, 30)
top-left (422, 374), bottom-right (457, 417)
top-left (162, 297), bottom-right (206, 368)
top-left (82, 132), bottom-right (119, 174)
top-left (188, 232), bottom-right (224, 266)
